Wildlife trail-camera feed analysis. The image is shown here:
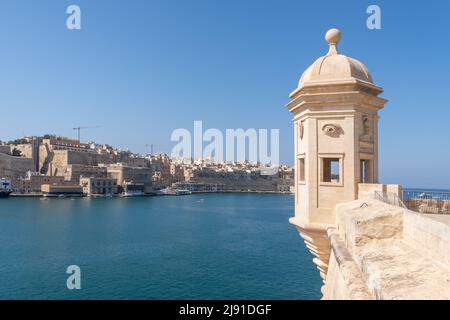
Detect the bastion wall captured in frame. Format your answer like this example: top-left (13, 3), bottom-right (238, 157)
top-left (0, 153), bottom-right (34, 178)
top-left (320, 185), bottom-right (450, 300)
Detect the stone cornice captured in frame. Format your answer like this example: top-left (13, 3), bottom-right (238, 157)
top-left (287, 90), bottom-right (388, 115)
top-left (289, 78), bottom-right (383, 99)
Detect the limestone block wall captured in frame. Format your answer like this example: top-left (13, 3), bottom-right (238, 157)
top-left (48, 150), bottom-right (69, 176)
top-left (0, 153), bottom-right (34, 178)
top-left (322, 198), bottom-right (450, 300)
top-left (45, 150), bottom-right (114, 177)
top-left (39, 144), bottom-right (51, 174)
top-left (12, 144), bottom-right (34, 158)
top-left (65, 164), bottom-right (107, 183)
top-left (0, 145), bottom-right (11, 155)
top-left (358, 183), bottom-right (402, 200)
top-left (323, 230), bottom-right (373, 299)
top-left (334, 200), bottom-right (404, 250)
top-left (403, 212), bottom-right (450, 267)
top-left (322, 251), bottom-right (350, 300)
top-left (66, 150), bottom-right (113, 166)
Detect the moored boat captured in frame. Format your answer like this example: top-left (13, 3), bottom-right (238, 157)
top-left (120, 190), bottom-right (145, 197)
top-left (0, 178), bottom-right (12, 198)
top-left (174, 189), bottom-right (191, 196)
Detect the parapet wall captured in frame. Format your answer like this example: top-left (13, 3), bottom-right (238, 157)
top-left (323, 197), bottom-right (450, 300)
top-left (403, 212), bottom-right (450, 267)
top-left (358, 183), bottom-right (402, 200)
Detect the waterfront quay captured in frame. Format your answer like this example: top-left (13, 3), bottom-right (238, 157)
top-left (0, 135), bottom-right (294, 198)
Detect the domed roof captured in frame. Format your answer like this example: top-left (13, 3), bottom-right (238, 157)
top-left (297, 29), bottom-right (373, 89)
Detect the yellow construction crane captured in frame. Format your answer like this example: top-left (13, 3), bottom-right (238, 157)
top-left (73, 126), bottom-right (101, 142)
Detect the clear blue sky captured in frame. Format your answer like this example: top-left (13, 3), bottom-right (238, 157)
top-left (0, 1), bottom-right (449, 189)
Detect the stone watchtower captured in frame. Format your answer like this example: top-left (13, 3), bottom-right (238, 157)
top-left (286, 29), bottom-right (387, 283)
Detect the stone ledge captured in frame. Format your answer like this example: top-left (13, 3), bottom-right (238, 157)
top-left (330, 198), bottom-right (450, 299)
top-left (354, 239), bottom-right (450, 299)
top-left (335, 199), bottom-right (403, 249)
top-left (324, 228), bottom-right (373, 300)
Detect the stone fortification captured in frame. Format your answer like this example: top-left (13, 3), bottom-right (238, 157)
top-left (0, 153), bottom-right (34, 179)
top-left (320, 187), bottom-right (450, 299)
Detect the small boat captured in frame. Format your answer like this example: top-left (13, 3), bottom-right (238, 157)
top-left (0, 190), bottom-right (11, 198)
top-left (417, 193), bottom-right (432, 199)
top-left (43, 193), bottom-right (84, 198)
top-left (121, 190), bottom-right (145, 197)
top-left (175, 189), bottom-right (191, 196)
top-left (156, 188), bottom-right (191, 196)
top-left (156, 188), bottom-right (173, 196)
top-left (0, 178), bottom-right (12, 198)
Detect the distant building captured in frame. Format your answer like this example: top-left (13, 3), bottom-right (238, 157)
top-left (43, 149), bottom-right (113, 178)
top-left (64, 164), bottom-right (107, 183)
top-left (1, 134), bottom-right (295, 195)
top-left (107, 164), bottom-right (152, 193)
top-left (121, 181), bottom-right (145, 196)
top-left (38, 137), bottom-right (116, 178)
top-left (185, 167), bottom-right (280, 192)
top-left (150, 154), bottom-right (174, 189)
top-left (79, 177), bottom-right (118, 196)
top-left (41, 184), bottom-right (83, 197)
top-left (12, 171), bottom-right (64, 194)
top-left (172, 182), bottom-right (225, 193)
top-left (277, 184), bottom-right (292, 193)
top-left (41, 137), bottom-right (93, 153)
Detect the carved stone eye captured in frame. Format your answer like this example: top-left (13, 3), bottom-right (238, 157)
top-left (322, 124), bottom-right (342, 138)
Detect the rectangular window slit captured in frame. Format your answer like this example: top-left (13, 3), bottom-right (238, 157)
top-left (323, 158), bottom-right (340, 183)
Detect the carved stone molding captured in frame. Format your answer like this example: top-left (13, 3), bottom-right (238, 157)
top-left (322, 124), bottom-right (343, 138)
top-left (299, 121), bottom-right (305, 140)
top-left (359, 141), bottom-right (374, 154)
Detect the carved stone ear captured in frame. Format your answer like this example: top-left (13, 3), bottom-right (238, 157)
top-left (362, 116), bottom-right (371, 136)
top-left (322, 124), bottom-right (343, 138)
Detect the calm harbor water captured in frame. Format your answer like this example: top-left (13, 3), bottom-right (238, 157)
top-left (0, 193), bottom-right (321, 300)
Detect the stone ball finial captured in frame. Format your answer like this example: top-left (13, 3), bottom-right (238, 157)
top-left (325, 28), bottom-right (341, 45)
